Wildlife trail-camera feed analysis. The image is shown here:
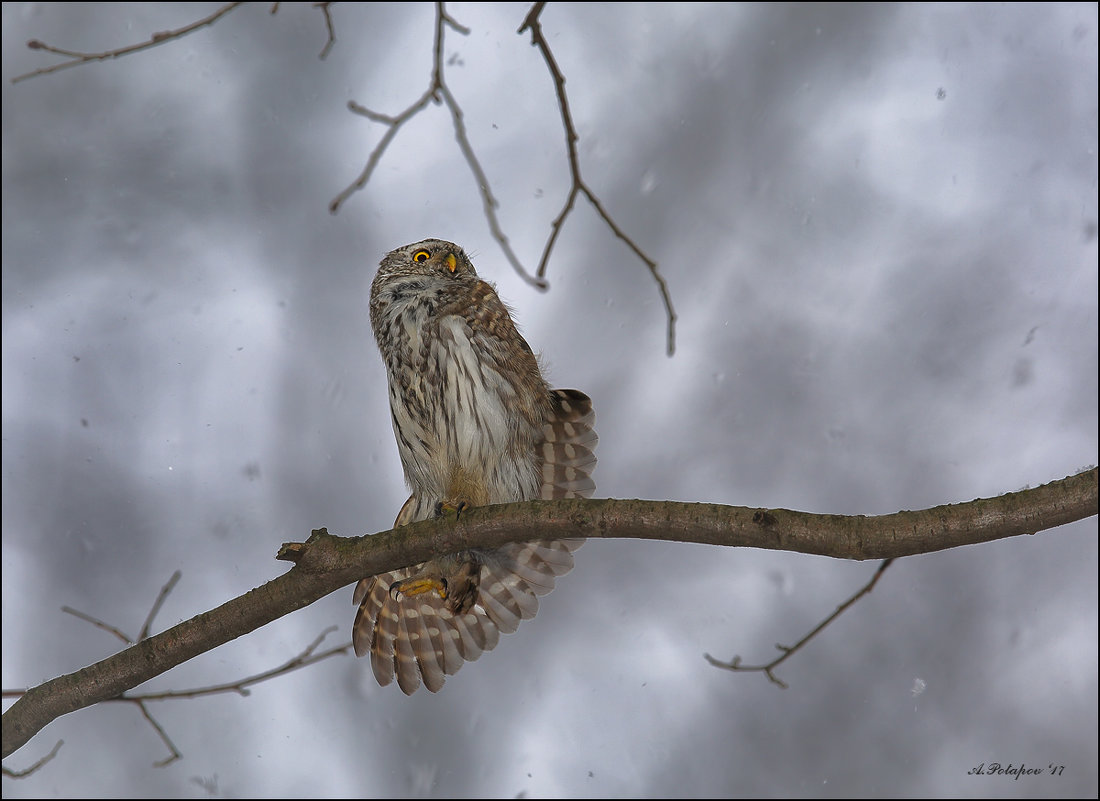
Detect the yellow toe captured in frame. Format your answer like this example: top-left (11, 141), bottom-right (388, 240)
top-left (391, 576), bottom-right (448, 600)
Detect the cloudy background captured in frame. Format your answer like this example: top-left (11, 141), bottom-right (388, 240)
top-left (3, 2), bottom-right (1097, 797)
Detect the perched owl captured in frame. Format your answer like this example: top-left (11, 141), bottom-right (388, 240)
top-left (353, 238), bottom-right (597, 694)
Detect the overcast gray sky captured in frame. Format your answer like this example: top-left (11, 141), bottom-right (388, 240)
top-left (3, 3), bottom-right (1097, 798)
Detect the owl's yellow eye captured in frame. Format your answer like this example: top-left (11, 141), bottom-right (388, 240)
top-left (412, 250), bottom-right (430, 263)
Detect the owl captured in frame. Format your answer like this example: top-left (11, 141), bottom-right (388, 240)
top-left (353, 238), bottom-right (597, 694)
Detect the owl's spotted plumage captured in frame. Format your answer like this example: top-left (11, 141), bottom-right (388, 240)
top-left (353, 238), bottom-right (596, 694)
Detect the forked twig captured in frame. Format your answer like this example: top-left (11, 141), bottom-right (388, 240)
top-left (57, 569), bottom-right (182, 645)
top-left (330, 3), bottom-right (544, 288)
top-left (705, 559), bottom-right (896, 688)
top-left (1, 739), bottom-right (64, 779)
top-left (518, 3), bottom-right (677, 355)
top-left (108, 627), bottom-right (349, 767)
top-left (270, 1), bottom-right (338, 59)
top-left (113, 628), bottom-right (350, 703)
top-left (137, 700), bottom-right (181, 767)
top-left (14, 2), bottom-right (677, 349)
top-left (4, 574), bottom-right (350, 768)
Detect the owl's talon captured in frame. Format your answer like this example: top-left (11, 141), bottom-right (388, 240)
top-left (389, 576), bottom-right (448, 601)
top-left (433, 500), bottom-right (470, 520)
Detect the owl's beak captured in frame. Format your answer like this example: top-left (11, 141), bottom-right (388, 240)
top-left (445, 253), bottom-right (457, 273)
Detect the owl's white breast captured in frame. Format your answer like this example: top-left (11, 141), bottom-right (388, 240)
top-left (377, 288), bottom-right (541, 517)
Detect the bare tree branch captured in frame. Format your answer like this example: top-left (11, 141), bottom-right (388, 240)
top-left (111, 628), bottom-right (350, 703)
top-left (330, 3), bottom-right (545, 288)
top-left (3, 467), bottom-right (1095, 761)
top-left (138, 570), bottom-right (183, 643)
top-left (116, 628), bottom-right (347, 767)
top-left (58, 605), bottom-right (132, 645)
top-left (332, 86), bottom-right (440, 202)
top-left (137, 700), bottom-right (181, 768)
top-left (1, 739), bottom-right (63, 779)
top-left (10, 2), bottom-right (247, 84)
top-left (518, 3), bottom-right (678, 355)
top-left (270, 1), bottom-right (338, 59)
top-left (312, 2), bottom-right (337, 59)
top-left (705, 558), bottom-right (895, 688)
top-left (15, 569), bottom-right (348, 767)
top-left (12, 3), bottom-right (677, 350)
top-left (58, 569), bottom-right (180, 646)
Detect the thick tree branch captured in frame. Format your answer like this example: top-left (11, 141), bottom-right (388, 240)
top-left (3, 467), bottom-right (1095, 759)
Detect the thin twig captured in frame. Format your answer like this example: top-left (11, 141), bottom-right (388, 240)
top-left (137, 700), bottom-right (181, 767)
top-left (113, 627), bottom-right (349, 702)
top-left (59, 568), bottom-right (182, 646)
top-left (31, 574), bottom-right (343, 767)
top-left (1, 739), bottom-right (63, 779)
top-left (439, 6), bottom-right (472, 35)
top-left (1, 625), bottom-right (350, 768)
top-left (313, 2), bottom-right (337, 59)
top-left (111, 628), bottom-right (349, 766)
top-left (438, 83), bottom-right (546, 288)
top-left (11, 2), bottom-right (247, 84)
top-left (518, 3), bottom-right (677, 355)
top-left (329, 88), bottom-right (439, 212)
top-left (270, 1), bottom-right (337, 59)
top-left (705, 559), bottom-right (896, 688)
top-left (60, 606), bottom-right (132, 645)
top-left (327, 2), bottom-right (452, 209)
top-left (138, 570), bottom-right (182, 642)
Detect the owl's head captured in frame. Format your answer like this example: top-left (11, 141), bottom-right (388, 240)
top-left (376, 238), bottom-right (478, 283)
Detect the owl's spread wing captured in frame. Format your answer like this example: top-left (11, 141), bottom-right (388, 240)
top-left (351, 540), bottom-right (582, 694)
top-left (539, 388), bottom-right (598, 500)
top-left (352, 567), bottom-right (500, 694)
top-left (352, 388), bottom-right (596, 695)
